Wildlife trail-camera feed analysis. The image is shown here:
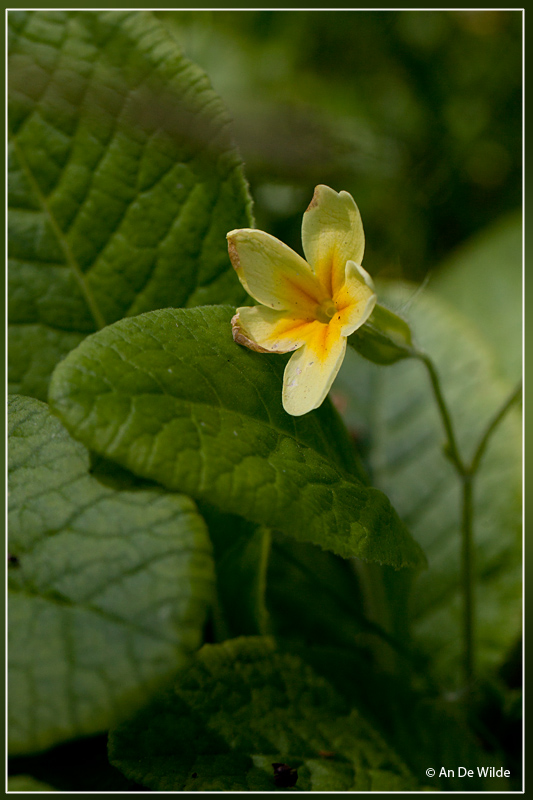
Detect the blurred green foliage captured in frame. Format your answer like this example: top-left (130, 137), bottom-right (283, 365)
top-left (157, 10), bottom-right (522, 282)
top-left (8, 10), bottom-right (522, 790)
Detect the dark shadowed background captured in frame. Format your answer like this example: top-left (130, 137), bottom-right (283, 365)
top-left (156, 9), bottom-right (522, 283)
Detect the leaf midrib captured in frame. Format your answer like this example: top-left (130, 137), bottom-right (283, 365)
top-left (10, 136), bottom-right (107, 331)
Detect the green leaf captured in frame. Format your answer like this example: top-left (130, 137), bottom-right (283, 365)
top-left (87, 460), bottom-right (271, 639)
top-left (266, 533), bottom-right (379, 652)
top-left (285, 643), bottom-right (510, 791)
top-left (201, 509), bottom-right (271, 639)
top-left (8, 9), bottom-right (252, 400)
top-left (431, 212), bottom-right (522, 384)
top-left (348, 303), bottom-right (413, 365)
top-left (266, 538), bottom-right (425, 682)
top-left (109, 636), bottom-right (419, 791)
top-left (8, 395), bottom-right (215, 755)
top-left (48, 304), bottom-right (426, 570)
top-left (335, 283), bottom-right (522, 685)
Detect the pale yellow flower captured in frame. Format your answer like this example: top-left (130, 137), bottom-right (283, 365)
top-left (228, 185), bottom-right (377, 416)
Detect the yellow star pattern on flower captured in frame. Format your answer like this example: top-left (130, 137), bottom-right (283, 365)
top-left (228, 185), bottom-right (377, 416)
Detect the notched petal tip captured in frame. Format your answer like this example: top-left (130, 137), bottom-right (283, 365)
top-left (306, 185), bottom-right (322, 212)
top-left (231, 312), bottom-right (272, 353)
top-left (305, 184), bottom-right (338, 213)
top-left (305, 184), bottom-right (358, 215)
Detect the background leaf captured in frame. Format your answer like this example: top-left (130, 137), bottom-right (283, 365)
top-left (8, 9), bottom-right (252, 400)
top-left (430, 211), bottom-right (522, 384)
top-left (201, 509), bottom-right (271, 639)
top-left (335, 282), bottom-right (521, 685)
top-left (156, 11), bottom-right (521, 284)
top-left (8, 395), bottom-right (215, 755)
top-left (281, 642), bottom-right (509, 791)
top-left (48, 303), bottom-right (426, 570)
top-left (263, 539), bottom-right (512, 791)
top-left (108, 636), bottom-right (419, 791)
top-left (266, 533), bottom-right (381, 653)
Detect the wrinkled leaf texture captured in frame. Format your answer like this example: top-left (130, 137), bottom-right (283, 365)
top-left (48, 304), bottom-right (427, 570)
top-left (8, 395), bottom-right (214, 755)
top-left (109, 636), bottom-right (420, 791)
top-left (8, 9), bottom-right (251, 400)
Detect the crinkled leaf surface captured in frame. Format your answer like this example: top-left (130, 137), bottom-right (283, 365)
top-left (284, 643), bottom-right (509, 791)
top-left (48, 304), bottom-right (426, 569)
top-left (109, 636), bottom-right (419, 791)
top-left (85, 462), bottom-right (271, 639)
top-left (431, 212), bottom-right (522, 384)
top-left (337, 283), bottom-right (521, 685)
top-left (8, 9), bottom-right (251, 400)
top-left (8, 395), bottom-right (215, 755)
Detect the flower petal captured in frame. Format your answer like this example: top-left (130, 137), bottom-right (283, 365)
top-left (302, 185), bottom-right (365, 298)
top-left (333, 260), bottom-right (377, 336)
top-left (233, 306), bottom-right (322, 354)
top-left (227, 228), bottom-right (327, 314)
top-left (282, 321), bottom-right (347, 416)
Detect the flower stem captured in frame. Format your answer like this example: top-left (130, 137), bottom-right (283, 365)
top-left (412, 348), bottom-right (521, 693)
top-left (461, 472), bottom-right (474, 689)
top-left (415, 351), bottom-right (465, 473)
top-left (469, 382), bottom-right (522, 476)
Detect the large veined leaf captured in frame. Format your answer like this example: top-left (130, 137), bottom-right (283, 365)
top-left (8, 9), bottom-right (252, 400)
top-left (8, 395), bottom-right (215, 755)
top-left (336, 283), bottom-right (521, 685)
top-left (87, 461), bottom-right (272, 639)
top-left (431, 212), bottom-right (522, 384)
top-left (48, 304), bottom-right (426, 570)
top-left (108, 636), bottom-right (419, 791)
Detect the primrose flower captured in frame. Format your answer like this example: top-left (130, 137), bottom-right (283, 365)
top-left (228, 185), bottom-right (377, 417)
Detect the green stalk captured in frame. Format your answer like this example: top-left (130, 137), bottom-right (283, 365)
top-left (413, 346), bottom-right (521, 694)
top-left (413, 351), bottom-right (471, 691)
top-left (461, 473), bottom-right (474, 688)
top-left (469, 382), bottom-right (522, 475)
top-left (415, 351), bottom-right (465, 474)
